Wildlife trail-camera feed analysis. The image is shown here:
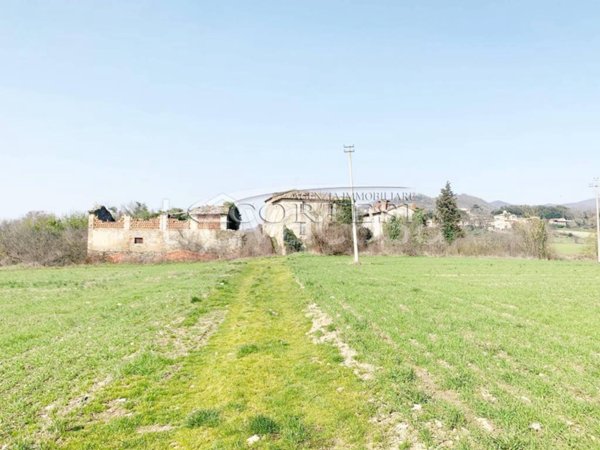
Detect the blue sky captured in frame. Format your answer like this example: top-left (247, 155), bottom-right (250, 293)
top-left (1, 1), bottom-right (599, 218)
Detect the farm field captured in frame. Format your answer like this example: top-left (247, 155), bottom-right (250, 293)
top-left (1, 256), bottom-right (599, 449)
top-left (550, 230), bottom-right (592, 258)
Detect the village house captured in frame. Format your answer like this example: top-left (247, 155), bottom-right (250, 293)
top-left (548, 217), bottom-right (571, 228)
top-left (262, 190), bottom-right (335, 252)
top-left (489, 210), bottom-right (528, 231)
top-left (362, 200), bottom-right (415, 239)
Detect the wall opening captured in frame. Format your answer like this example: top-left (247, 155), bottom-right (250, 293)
top-left (134, 237), bottom-right (144, 244)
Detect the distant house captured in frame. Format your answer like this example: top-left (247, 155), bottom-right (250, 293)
top-left (262, 190), bottom-right (335, 252)
top-left (459, 207), bottom-right (490, 229)
top-left (362, 200), bottom-right (415, 239)
top-left (489, 211), bottom-right (527, 231)
top-left (548, 218), bottom-right (569, 228)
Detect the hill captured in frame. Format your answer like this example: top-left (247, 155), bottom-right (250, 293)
top-left (412, 193), bottom-right (500, 212)
top-left (562, 198), bottom-right (596, 212)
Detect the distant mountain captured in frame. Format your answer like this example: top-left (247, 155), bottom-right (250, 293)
top-left (411, 193), bottom-right (597, 214)
top-left (489, 200), bottom-right (510, 209)
top-left (562, 198), bottom-right (596, 212)
top-left (411, 193), bottom-right (505, 212)
top-left (411, 194), bottom-right (435, 210)
top-left (456, 194), bottom-right (495, 212)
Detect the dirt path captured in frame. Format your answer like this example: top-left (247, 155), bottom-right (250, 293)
top-left (54, 259), bottom-right (377, 449)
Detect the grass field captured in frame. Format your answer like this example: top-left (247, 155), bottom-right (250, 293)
top-left (1, 256), bottom-right (599, 448)
top-left (550, 231), bottom-right (590, 258)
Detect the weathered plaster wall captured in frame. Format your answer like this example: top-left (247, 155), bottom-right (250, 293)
top-left (262, 200), bottom-right (333, 253)
top-left (87, 214), bottom-right (241, 262)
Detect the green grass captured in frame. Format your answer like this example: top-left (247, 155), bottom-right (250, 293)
top-left (2, 255), bottom-right (600, 449)
top-left (186, 409), bottom-right (221, 428)
top-left (551, 230), bottom-right (592, 257)
top-left (248, 415), bottom-right (280, 435)
top-left (288, 254), bottom-right (600, 448)
top-left (0, 260), bottom-right (240, 445)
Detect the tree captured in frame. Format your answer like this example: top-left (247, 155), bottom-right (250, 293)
top-left (120, 201), bottom-right (158, 220)
top-left (335, 198), bottom-right (355, 225)
top-left (283, 227), bottom-right (303, 253)
top-left (225, 202), bottom-right (242, 231)
top-left (436, 182), bottom-right (464, 244)
top-left (515, 218), bottom-right (551, 259)
top-left (385, 216), bottom-right (404, 240)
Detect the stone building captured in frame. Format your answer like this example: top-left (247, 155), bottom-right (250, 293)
top-left (87, 204), bottom-right (241, 262)
top-left (262, 190), bottom-right (336, 252)
top-left (362, 200), bottom-right (415, 239)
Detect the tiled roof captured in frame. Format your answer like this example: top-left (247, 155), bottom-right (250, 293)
top-left (190, 204), bottom-right (230, 215)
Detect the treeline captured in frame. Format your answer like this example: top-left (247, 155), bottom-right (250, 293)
top-left (491, 204), bottom-right (572, 219)
top-left (0, 212), bottom-right (88, 266)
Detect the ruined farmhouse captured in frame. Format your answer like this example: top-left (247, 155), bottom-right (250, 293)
top-left (87, 204), bottom-right (242, 262)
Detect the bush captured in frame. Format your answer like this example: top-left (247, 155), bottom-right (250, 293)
top-left (514, 218), bottom-right (552, 259)
top-left (0, 212), bottom-right (87, 266)
top-left (283, 227), bottom-right (303, 253)
top-left (385, 216), bottom-right (403, 240)
top-left (584, 232), bottom-right (598, 259)
top-left (240, 228), bottom-right (275, 258)
top-left (311, 224), bottom-right (371, 255)
top-left (334, 198), bottom-right (355, 225)
top-left (372, 226), bottom-right (556, 260)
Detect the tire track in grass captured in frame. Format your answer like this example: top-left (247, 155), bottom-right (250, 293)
top-left (56, 259), bottom-right (375, 449)
top-left (292, 265), bottom-right (492, 448)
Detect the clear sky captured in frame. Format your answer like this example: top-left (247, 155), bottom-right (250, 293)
top-left (1, 0), bottom-right (599, 218)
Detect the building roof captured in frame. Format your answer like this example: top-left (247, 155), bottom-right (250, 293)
top-left (363, 200), bottom-right (414, 216)
top-left (265, 190), bottom-right (335, 204)
top-left (190, 204), bottom-right (230, 216)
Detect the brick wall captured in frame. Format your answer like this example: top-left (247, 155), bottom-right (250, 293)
top-left (87, 213), bottom-right (241, 262)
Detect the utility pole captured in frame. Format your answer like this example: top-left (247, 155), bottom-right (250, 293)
top-left (591, 178), bottom-right (600, 263)
top-left (344, 145), bottom-right (359, 264)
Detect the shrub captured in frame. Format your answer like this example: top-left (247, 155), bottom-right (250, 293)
top-left (240, 228), bottom-right (275, 257)
top-left (0, 212), bottom-right (87, 266)
top-left (584, 231), bottom-right (598, 259)
top-left (283, 227), bottom-right (303, 253)
top-left (334, 198), bottom-right (355, 225)
top-left (311, 224), bottom-right (371, 255)
top-left (514, 218), bottom-right (552, 259)
top-left (373, 226), bottom-right (556, 260)
top-left (385, 216), bottom-right (404, 240)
